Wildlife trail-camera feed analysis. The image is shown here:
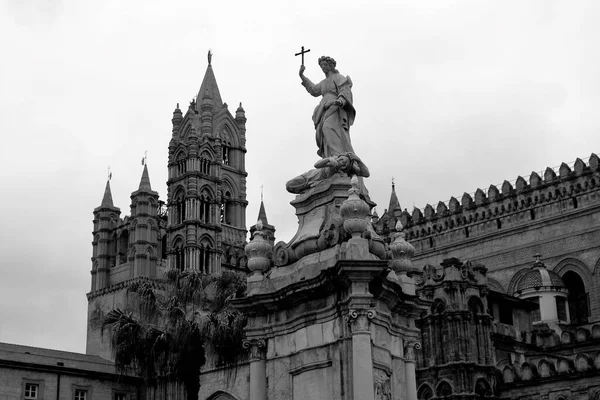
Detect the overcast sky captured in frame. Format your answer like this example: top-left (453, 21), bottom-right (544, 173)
top-left (1, 0), bottom-right (598, 353)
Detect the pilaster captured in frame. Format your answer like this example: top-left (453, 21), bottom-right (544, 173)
top-left (346, 309), bottom-right (376, 400)
top-left (243, 339), bottom-right (267, 400)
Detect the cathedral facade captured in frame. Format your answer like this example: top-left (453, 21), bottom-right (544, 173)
top-left (2, 58), bottom-right (600, 400)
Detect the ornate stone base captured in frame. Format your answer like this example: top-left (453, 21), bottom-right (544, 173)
top-left (274, 174), bottom-right (385, 267)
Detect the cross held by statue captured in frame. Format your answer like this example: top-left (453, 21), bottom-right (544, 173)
top-left (295, 46), bottom-right (311, 66)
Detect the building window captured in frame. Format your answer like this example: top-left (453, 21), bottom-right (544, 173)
top-left (499, 306), bottom-right (513, 325)
top-left (556, 296), bottom-right (568, 322)
top-left (24, 383), bottom-right (39, 400)
top-left (530, 297), bottom-right (541, 322)
top-left (74, 389), bottom-right (87, 400)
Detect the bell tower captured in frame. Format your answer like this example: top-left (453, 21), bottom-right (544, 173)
top-left (166, 54), bottom-right (248, 274)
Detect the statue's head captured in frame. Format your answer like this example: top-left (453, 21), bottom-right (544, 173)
top-left (318, 56), bottom-right (339, 74)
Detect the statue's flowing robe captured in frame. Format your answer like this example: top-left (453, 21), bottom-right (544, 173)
top-left (302, 73), bottom-right (356, 158)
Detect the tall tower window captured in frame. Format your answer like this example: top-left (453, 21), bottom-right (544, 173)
top-left (221, 190), bottom-right (234, 225)
top-left (118, 230), bottom-right (129, 264)
top-left (199, 245), bottom-right (212, 274)
top-left (174, 246), bottom-right (184, 271)
top-left (564, 271), bottom-right (589, 324)
top-left (200, 191), bottom-right (211, 223)
top-left (222, 142), bottom-right (231, 166)
top-left (174, 192), bottom-right (186, 224)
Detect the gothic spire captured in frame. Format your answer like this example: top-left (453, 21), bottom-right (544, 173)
top-left (100, 180), bottom-right (114, 207)
top-left (138, 164), bottom-right (152, 191)
top-left (388, 181), bottom-right (400, 212)
top-left (257, 200), bottom-right (269, 225)
top-left (197, 56), bottom-right (223, 108)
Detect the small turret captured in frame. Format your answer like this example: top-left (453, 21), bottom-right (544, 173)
top-left (92, 180), bottom-right (121, 291)
top-left (171, 103), bottom-right (182, 133)
top-left (249, 199), bottom-right (276, 246)
top-left (129, 164), bottom-right (160, 278)
top-left (236, 102), bottom-right (246, 120)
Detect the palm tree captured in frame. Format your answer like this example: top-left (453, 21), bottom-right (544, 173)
top-left (102, 269), bottom-right (247, 400)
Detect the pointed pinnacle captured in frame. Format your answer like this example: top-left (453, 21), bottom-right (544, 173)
top-left (138, 164), bottom-right (152, 191)
top-left (101, 180), bottom-right (114, 207)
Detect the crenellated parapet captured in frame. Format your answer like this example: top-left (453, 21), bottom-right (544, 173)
top-left (397, 154), bottom-right (600, 254)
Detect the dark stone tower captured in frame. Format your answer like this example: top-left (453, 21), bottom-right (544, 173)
top-left (166, 57), bottom-right (248, 273)
top-left (416, 258), bottom-right (497, 400)
top-left (87, 167), bottom-right (167, 358)
top-left (90, 181), bottom-right (120, 292)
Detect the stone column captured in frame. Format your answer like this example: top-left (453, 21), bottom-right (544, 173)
top-left (404, 342), bottom-right (421, 400)
top-left (347, 309), bottom-right (376, 400)
top-left (243, 339), bottom-right (267, 400)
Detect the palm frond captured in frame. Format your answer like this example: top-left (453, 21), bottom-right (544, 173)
top-left (127, 280), bottom-right (160, 320)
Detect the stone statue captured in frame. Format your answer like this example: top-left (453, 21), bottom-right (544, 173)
top-left (299, 56), bottom-right (356, 159)
top-left (286, 152), bottom-right (370, 194)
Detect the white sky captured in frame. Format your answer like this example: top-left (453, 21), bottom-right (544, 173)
top-left (0, 0), bottom-right (598, 353)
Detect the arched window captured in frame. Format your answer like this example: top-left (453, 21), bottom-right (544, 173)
top-left (436, 381), bottom-right (453, 398)
top-left (174, 190), bottom-right (186, 225)
top-left (563, 271), bottom-right (589, 324)
top-left (221, 190), bottom-right (233, 225)
top-left (174, 246), bottom-right (184, 271)
top-left (417, 385), bottom-right (433, 400)
top-left (222, 141), bottom-right (231, 166)
top-left (474, 378), bottom-right (491, 398)
top-left (469, 297), bottom-right (486, 363)
top-left (200, 189), bottom-right (212, 223)
top-left (200, 152), bottom-right (212, 175)
top-left (199, 239), bottom-right (212, 274)
top-left (118, 230), bottom-right (129, 264)
top-left (161, 235), bottom-right (168, 260)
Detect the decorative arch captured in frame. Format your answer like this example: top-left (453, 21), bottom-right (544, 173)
top-left (487, 278), bottom-right (505, 293)
top-left (502, 366), bottom-right (514, 383)
top-left (538, 359), bottom-right (556, 378)
top-left (199, 185), bottom-right (216, 199)
top-left (181, 123), bottom-right (194, 141)
top-left (214, 117), bottom-right (240, 147)
top-left (206, 391), bottom-right (240, 400)
top-left (553, 257), bottom-right (593, 282)
top-left (199, 147), bottom-right (216, 160)
top-left (474, 378), bottom-right (492, 397)
top-left (436, 380), bottom-right (453, 397)
top-left (417, 383), bottom-right (434, 400)
top-left (507, 267), bottom-right (533, 295)
top-left (221, 177), bottom-right (239, 199)
top-left (468, 296), bottom-right (485, 314)
top-left (594, 257), bottom-right (600, 276)
top-left (576, 353), bottom-right (592, 372)
top-left (521, 362), bottom-right (536, 381)
top-left (174, 147), bottom-right (187, 161)
top-left (557, 358), bottom-right (573, 374)
top-left (198, 234), bottom-right (215, 248)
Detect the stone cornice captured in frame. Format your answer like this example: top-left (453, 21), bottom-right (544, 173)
top-left (86, 276), bottom-right (166, 300)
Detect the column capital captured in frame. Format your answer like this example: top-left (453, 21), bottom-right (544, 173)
top-left (404, 341), bottom-right (421, 362)
top-left (243, 338), bottom-right (267, 361)
top-left (345, 309), bottom-right (376, 334)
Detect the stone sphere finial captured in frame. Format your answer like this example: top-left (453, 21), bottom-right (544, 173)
top-left (245, 220), bottom-right (273, 281)
top-left (389, 219), bottom-right (417, 275)
top-left (340, 176), bottom-right (370, 238)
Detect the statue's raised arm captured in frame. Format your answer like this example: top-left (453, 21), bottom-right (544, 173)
top-left (299, 56), bottom-right (357, 159)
